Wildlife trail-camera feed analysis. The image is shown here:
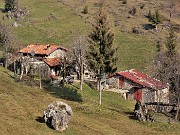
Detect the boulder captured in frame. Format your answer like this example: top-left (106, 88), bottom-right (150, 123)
top-left (43, 101), bottom-right (73, 131)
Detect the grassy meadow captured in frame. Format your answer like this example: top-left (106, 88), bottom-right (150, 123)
top-left (0, 0), bottom-right (179, 134)
top-left (1, 67), bottom-right (180, 135)
top-left (0, 0), bottom-right (157, 71)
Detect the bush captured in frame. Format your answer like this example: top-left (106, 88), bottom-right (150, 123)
top-left (148, 10), bottom-right (162, 26)
top-left (82, 5), bottom-right (88, 14)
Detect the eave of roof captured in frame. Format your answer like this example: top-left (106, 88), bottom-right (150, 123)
top-left (44, 57), bottom-right (62, 67)
top-left (19, 44), bottom-right (68, 56)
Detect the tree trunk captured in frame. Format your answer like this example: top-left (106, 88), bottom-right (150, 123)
top-left (20, 65), bottom-right (24, 80)
top-left (97, 78), bottom-right (102, 105)
top-left (99, 79), bottom-right (102, 105)
top-left (62, 61), bottom-right (66, 87)
top-left (175, 98), bottom-right (180, 121)
top-left (4, 46), bottom-right (8, 69)
top-left (14, 60), bottom-right (16, 80)
top-left (97, 69), bottom-right (102, 105)
top-left (39, 75), bottom-right (42, 89)
top-left (80, 63), bottom-right (83, 91)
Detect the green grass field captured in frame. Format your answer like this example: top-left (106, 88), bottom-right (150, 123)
top-left (0, 1), bottom-right (179, 134)
top-left (1, 66), bottom-right (180, 135)
top-left (0, 0), bottom-right (157, 71)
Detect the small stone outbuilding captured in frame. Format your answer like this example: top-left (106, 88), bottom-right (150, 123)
top-left (107, 69), bottom-right (169, 103)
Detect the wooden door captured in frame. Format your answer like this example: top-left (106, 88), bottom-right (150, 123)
top-left (119, 77), bottom-right (124, 89)
top-left (134, 88), bottom-right (142, 101)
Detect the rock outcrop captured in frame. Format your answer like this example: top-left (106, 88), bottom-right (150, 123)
top-left (43, 101), bottom-right (73, 131)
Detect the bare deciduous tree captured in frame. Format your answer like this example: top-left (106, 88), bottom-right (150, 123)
top-left (153, 29), bottom-right (180, 121)
top-left (0, 22), bottom-right (14, 69)
top-left (70, 35), bottom-right (88, 91)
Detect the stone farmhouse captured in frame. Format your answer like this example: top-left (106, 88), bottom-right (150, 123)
top-left (107, 69), bottom-right (169, 103)
top-left (18, 44), bottom-right (68, 77)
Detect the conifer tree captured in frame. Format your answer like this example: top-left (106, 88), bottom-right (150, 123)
top-left (87, 6), bottom-right (118, 105)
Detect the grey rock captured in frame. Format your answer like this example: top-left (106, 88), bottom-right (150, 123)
top-left (43, 101), bottom-right (73, 131)
top-left (13, 22), bottom-right (18, 27)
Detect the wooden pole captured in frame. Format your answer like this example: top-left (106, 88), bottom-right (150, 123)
top-left (99, 79), bottom-right (102, 105)
top-left (39, 65), bottom-right (42, 89)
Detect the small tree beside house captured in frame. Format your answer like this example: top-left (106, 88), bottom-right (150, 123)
top-left (70, 35), bottom-right (88, 91)
top-left (87, 6), bottom-right (118, 105)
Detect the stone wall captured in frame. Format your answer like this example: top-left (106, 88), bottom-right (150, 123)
top-left (48, 49), bottom-right (66, 58)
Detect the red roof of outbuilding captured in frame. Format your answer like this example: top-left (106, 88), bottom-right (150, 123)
top-left (114, 69), bottom-right (163, 90)
top-left (44, 57), bottom-right (62, 67)
top-left (19, 44), bottom-right (68, 55)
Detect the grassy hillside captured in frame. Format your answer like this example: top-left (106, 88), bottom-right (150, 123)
top-left (1, 67), bottom-right (180, 135)
top-left (0, 0), bottom-right (179, 71)
top-left (0, 0), bottom-right (160, 71)
top-left (0, 0), bottom-right (180, 134)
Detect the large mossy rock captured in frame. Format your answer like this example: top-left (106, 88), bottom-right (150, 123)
top-left (43, 101), bottom-right (73, 132)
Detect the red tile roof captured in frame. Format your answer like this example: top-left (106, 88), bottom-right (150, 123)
top-left (114, 69), bottom-right (164, 90)
top-left (44, 57), bottom-right (62, 67)
top-left (19, 44), bottom-right (68, 55)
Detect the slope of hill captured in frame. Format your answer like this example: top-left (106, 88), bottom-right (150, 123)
top-left (0, 0), bottom-right (159, 71)
top-left (0, 67), bottom-right (180, 135)
top-left (0, 0), bottom-right (179, 71)
top-left (0, 0), bottom-right (180, 134)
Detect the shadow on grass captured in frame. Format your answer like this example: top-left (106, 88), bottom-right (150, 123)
top-left (0, 8), bottom-right (5, 13)
top-left (124, 111), bottom-right (136, 120)
top-left (43, 81), bottom-right (83, 102)
top-left (109, 107), bottom-right (123, 113)
top-left (36, 116), bottom-right (54, 129)
top-left (142, 24), bottom-right (155, 30)
top-left (36, 116), bottom-right (45, 123)
top-left (108, 107), bottom-right (136, 120)
top-left (3, 71), bottom-right (14, 79)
